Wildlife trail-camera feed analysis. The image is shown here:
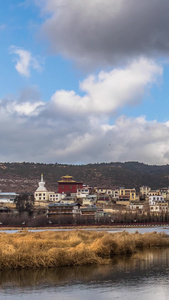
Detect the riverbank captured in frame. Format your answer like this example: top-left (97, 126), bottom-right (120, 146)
top-left (0, 230), bottom-right (169, 269)
top-left (1, 221), bottom-right (169, 231)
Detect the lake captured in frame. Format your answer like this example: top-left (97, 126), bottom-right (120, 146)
top-left (0, 246), bottom-right (169, 300)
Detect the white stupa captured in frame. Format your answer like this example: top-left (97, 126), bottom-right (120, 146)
top-left (36, 174), bottom-right (48, 192)
top-left (34, 174), bottom-right (49, 205)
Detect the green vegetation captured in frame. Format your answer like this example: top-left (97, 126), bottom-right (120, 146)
top-left (0, 230), bottom-right (169, 270)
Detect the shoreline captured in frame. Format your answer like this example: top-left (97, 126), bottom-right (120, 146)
top-left (0, 222), bottom-right (169, 231)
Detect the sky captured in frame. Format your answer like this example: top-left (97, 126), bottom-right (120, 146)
top-left (1, 0), bottom-right (169, 165)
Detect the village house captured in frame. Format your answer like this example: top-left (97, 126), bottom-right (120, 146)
top-left (129, 202), bottom-right (144, 212)
top-left (61, 195), bottom-right (77, 204)
top-left (0, 192), bottom-right (18, 206)
top-left (148, 190), bottom-right (160, 196)
top-left (140, 186), bottom-right (151, 197)
top-left (159, 187), bottom-right (169, 200)
top-left (149, 203), bottom-right (168, 214)
top-left (46, 202), bottom-right (81, 218)
top-left (97, 194), bottom-right (111, 205)
top-left (77, 185), bottom-right (90, 198)
top-left (48, 192), bottom-right (63, 202)
top-left (147, 194), bottom-right (168, 215)
top-left (95, 187), bottom-right (115, 196)
top-left (116, 196), bottom-right (131, 206)
top-left (80, 205), bottom-right (97, 217)
top-left (119, 188), bottom-right (137, 201)
top-left (82, 194), bottom-right (97, 206)
top-left (149, 195), bottom-right (165, 205)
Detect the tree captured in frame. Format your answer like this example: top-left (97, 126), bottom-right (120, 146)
top-left (14, 193), bottom-right (34, 215)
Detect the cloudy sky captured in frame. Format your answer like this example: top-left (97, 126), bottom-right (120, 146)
top-left (1, 0), bottom-right (169, 165)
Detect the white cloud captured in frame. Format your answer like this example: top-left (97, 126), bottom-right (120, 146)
top-left (1, 95), bottom-right (169, 164)
top-left (45, 116), bottom-right (169, 165)
top-left (0, 58), bottom-right (168, 164)
top-left (51, 58), bottom-right (162, 115)
top-left (9, 46), bottom-right (43, 77)
top-left (0, 99), bottom-right (44, 118)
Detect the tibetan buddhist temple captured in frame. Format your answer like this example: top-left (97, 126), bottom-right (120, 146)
top-left (58, 175), bottom-right (83, 194)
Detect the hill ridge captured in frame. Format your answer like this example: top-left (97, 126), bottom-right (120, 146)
top-left (0, 161), bottom-right (169, 193)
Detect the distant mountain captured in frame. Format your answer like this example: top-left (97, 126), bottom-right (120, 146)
top-left (0, 161), bottom-right (169, 193)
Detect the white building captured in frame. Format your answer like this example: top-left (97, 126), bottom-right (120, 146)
top-left (149, 195), bottom-right (165, 206)
top-left (148, 195), bottom-right (168, 213)
top-left (82, 195), bottom-right (97, 206)
top-left (150, 203), bottom-right (168, 213)
top-left (34, 174), bottom-right (49, 202)
top-left (77, 186), bottom-right (90, 198)
top-left (34, 175), bottom-right (64, 206)
top-left (0, 192), bottom-right (18, 204)
top-left (129, 203), bottom-right (144, 211)
top-left (48, 192), bottom-right (62, 202)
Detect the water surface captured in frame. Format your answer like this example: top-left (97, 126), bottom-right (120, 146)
top-left (0, 247), bottom-right (169, 300)
top-left (2, 226), bottom-right (169, 234)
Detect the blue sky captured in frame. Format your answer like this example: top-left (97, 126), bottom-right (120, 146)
top-left (1, 0), bottom-right (169, 164)
top-left (0, 0), bottom-right (82, 100)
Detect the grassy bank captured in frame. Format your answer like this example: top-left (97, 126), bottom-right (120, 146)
top-left (0, 230), bottom-right (169, 270)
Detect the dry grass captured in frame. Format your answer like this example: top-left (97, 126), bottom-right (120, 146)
top-left (0, 230), bottom-right (169, 270)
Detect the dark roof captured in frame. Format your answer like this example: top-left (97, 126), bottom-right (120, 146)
top-left (0, 206), bottom-right (11, 212)
top-left (48, 202), bottom-right (80, 208)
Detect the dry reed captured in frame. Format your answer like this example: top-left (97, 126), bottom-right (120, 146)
top-left (0, 230), bottom-right (169, 270)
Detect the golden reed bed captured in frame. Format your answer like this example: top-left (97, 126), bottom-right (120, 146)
top-left (0, 230), bottom-right (169, 270)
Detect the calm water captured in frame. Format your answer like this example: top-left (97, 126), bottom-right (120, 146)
top-left (0, 247), bottom-right (169, 300)
top-left (2, 226), bottom-right (169, 234)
